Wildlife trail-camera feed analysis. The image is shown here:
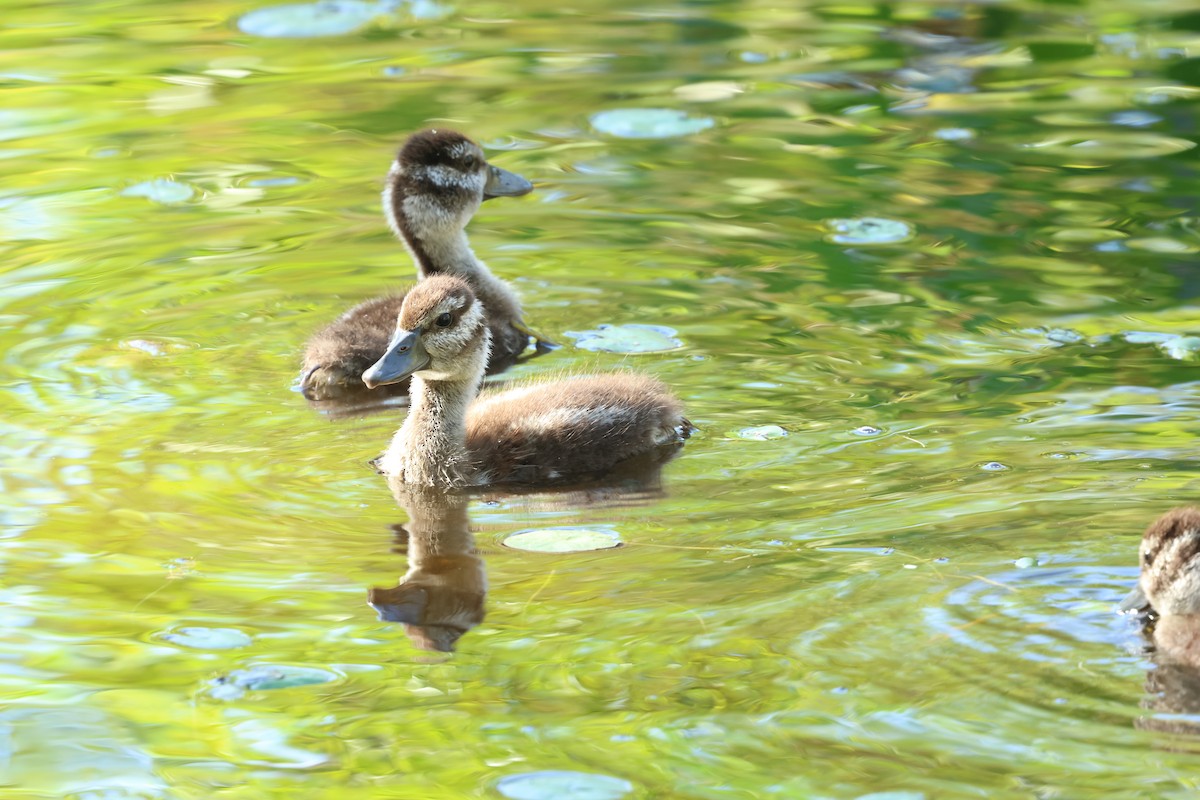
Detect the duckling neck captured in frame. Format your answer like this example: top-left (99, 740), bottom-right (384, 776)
top-left (383, 174), bottom-right (475, 272)
top-left (380, 373), bottom-right (482, 487)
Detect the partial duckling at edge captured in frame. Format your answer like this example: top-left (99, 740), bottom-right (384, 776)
top-left (300, 129), bottom-right (552, 401)
top-left (362, 276), bottom-right (692, 489)
top-left (1122, 507), bottom-right (1200, 667)
top-left (1122, 507), bottom-right (1200, 617)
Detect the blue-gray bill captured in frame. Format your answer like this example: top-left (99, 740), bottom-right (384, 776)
top-left (1119, 582), bottom-right (1149, 614)
top-left (362, 328), bottom-right (431, 389)
top-left (483, 165), bottom-right (533, 199)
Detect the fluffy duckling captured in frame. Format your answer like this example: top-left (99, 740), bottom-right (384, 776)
top-left (1121, 507), bottom-right (1200, 617)
top-left (362, 276), bottom-right (692, 488)
top-left (300, 129), bottom-right (551, 400)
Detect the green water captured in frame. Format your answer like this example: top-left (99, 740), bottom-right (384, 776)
top-left (3, 0), bottom-right (1200, 796)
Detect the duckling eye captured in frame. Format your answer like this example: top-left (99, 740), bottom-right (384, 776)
top-left (435, 312), bottom-right (453, 328)
top-left (462, 156), bottom-right (480, 171)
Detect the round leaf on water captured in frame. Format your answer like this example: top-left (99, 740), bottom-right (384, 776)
top-left (738, 425), bottom-right (787, 440)
top-left (1160, 336), bottom-right (1200, 361)
top-left (161, 626), bottom-right (252, 650)
top-left (1123, 331), bottom-right (1175, 345)
top-left (590, 108), bottom-right (714, 139)
top-left (503, 528), bottom-right (622, 553)
top-left (122, 180), bottom-right (193, 204)
top-left (209, 664), bottom-right (337, 700)
top-left (564, 324), bottom-right (683, 353)
top-left (1044, 328), bottom-right (1086, 344)
top-left (934, 127), bottom-right (975, 141)
top-left (238, 0), bottom-right (387, 38)
top-left (497, 771), bottom-right (634, 800)
top-left (825, 217), bottom-right (914, 245)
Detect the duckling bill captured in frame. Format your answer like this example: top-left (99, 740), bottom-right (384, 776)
top-left (364, 276), bottom-right (692, 489)
top-left (300, 129), bottom-right (552, 402)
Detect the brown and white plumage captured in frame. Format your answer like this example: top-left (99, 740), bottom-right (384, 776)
top-left (1122, 507), bottom-right (1200, 616)
top-left (363, 276), bottom-right (692, 488)
top-left (299, 129), bottom-right (550, 401)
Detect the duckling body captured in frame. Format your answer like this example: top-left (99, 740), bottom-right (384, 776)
top-left (363, 276), bottom-right (691, 488)
top-left (300, 129), bottom-right (547, 401)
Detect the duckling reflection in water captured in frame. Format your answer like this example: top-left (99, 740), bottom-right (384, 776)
top-left (1122, 507), bottom-right (1200, 734)
top-left (301, 129), bottom-right (553, 403)
top-left (370, 477), bottom-right (670, 652)
top-left (362, 276), bottom-right (692, 489)
top-left (368, 487), bottom-right (484, 652)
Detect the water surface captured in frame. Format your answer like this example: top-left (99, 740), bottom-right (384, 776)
top-left (2, 0), bottom-right (1200, 796)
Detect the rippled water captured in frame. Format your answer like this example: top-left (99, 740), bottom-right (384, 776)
top-left (3, 0), bottom-right (1200, 796)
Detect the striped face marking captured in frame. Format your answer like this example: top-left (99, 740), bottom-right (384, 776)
top-left (397, 276), bottom-right (488, 381)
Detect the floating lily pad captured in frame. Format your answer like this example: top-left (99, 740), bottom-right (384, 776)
top-left (121, 179), bottom-right (193, 204)
top-left (1121, 331), bottom-right (1200, 360)
top-left (1122, 331), bottom-right (1175, 345)
top-left (238, 0), bottom-right (389, 38)
top-left (504, 528), bottom-right (622, 553)
top-left (248, 176), bottom-right (303, 187)
top-left (589, 108), bottom-right (714, 139)
top-left (209, 664), bottom-right (336, 700)
top-left (1044, 328), bottom-right (1086, 344)
top-left (934, 127), bottom-right (975, 141)
top-left (738, 425), bottom-right (787, 440)
top-left (1111, 110), bottom-right (1161, 128)
top-left (161, 626), bottom-right (253, 650)
top-left (825, 217), bottom-right (914, 245)
top-left (1160, 336), bottom-right (1200, 361)
top-left (564, 324), bottom-right (683, 353)
top-left (497, 771), bottom-right (634, 800)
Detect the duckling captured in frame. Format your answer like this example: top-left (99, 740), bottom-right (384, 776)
top-left (300, 129), bottom-right (551, 401)
top-left (362, 276), bottom-right (692, 488)
top-left (1121, 507), bottom-right (1200, 617)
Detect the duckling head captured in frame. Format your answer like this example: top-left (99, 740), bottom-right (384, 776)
top-left (362, 275), bottom-right (488, 388)
top-left (1127, 507), bottom-right (1200, 616)
top-left (385, 129), bottom-right (532, 240)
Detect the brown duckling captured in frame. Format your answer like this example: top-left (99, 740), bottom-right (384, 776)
top-left (300, 129), bottom-right (551, 401)
top-left (1121, 507), bottom-right (1200, 617)
top-left (362, 276), bottom-right (692, 488)
top-left (1123, 508), bottom-right (1200, 694)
